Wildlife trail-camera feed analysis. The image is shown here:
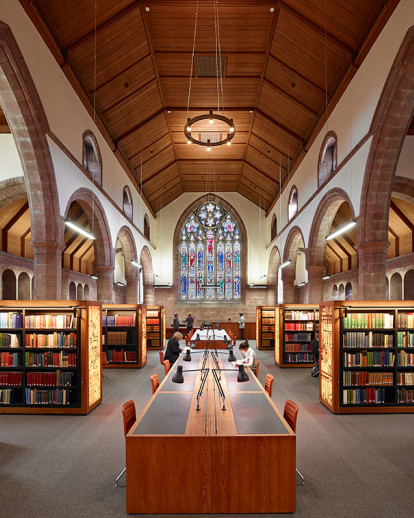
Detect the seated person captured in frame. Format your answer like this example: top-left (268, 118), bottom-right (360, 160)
top-left (164, 332), bottom-right (183, 365)
top-left (236, 340), bottom-right (257, 375)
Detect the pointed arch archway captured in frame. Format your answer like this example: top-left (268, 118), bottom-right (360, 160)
top-left (267, 246), bottom-right (281, 304)
top-left (116, 225), bottom-right (139, 303)
top-left (0, 22), bottom-right (62, 299)
top-left (140, 245), bottom-right (154, 304)
top-left (358, 26), bottom-right (414, 299)
top-left (282, 226), bottom-right (306, 303)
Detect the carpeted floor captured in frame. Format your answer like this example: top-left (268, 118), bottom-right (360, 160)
top-left (0, 342), bottom-right (413, 518)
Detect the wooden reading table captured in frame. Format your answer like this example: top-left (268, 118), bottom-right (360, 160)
top-left (126, 351), bottom-right (296, 513)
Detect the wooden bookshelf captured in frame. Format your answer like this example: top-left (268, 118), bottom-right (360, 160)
top-left (274, 305), bottom-right (319, 368)
top-left (0, 300), bottom-right (102, 415)
top-left (319, 300), bottom-right (414, 414)
top-left (256, 306), bottom-right (276, 350)
top-left (102, 305), bottom-right (146, 369)
top-left (145, 306), bottom-right (165, 350)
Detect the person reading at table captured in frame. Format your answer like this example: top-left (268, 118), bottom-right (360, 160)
top-left (237, 340), bottom-right (257, 375)
top-left (164, 332), bottom-right (183, 365)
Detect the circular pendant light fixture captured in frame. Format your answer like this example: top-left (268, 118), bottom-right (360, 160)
top-left (184, 110), bottom-right (235, 148)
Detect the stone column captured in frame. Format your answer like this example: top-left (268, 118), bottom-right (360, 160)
top-left (281, 268), bottom-right (295, 303)
top-left (354, 240), bottom-right (389, 300)
top-left (95, 264), bottom-right (114, 303)
top-left (307, 265), bottom-right (325, 304)
top-left (31, 240), bottom-right (65, 300)
top-left (144, 283), bottom-right (155, 305)
top-left (125, 276), bottom-right (138, 304)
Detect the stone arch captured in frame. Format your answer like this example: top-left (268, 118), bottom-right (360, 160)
top-left (116, 225), bottom-right (139, 304)
top-left (331, 284), bottom-right (338, 300)
top-left (345, 281), bottom-right (353, 301)
top-left (144, 214), bottom-right (150, 241)
top-left (338, 284), bottom-right (345, 300)
top-left (287, 185), bottom-right (298, 221)
top-left (0, 22), bottom-right (63, 299)
top-left (173, 193), bottom-right (248, 302)
top-left (123, 186), bottom-right (133, 220)
top-left (2, 269), bottom-right (16, 299)
top-left (282, 226), bottom-right (305, 303)
top-left (0, 177), bottom-right (27, 211)
top-left (358, 27), bottom-right (414, 299)
top-left (271, 214), bottom-right (277, 241)
top-left (18, 272), bottom-right (30, 300)
top-left (69, 281), bottom-right (76, 300)
top-left (392, 176), bottom-right (414, 204)
top-left (84, 284), bottom-right (90, 300)
top-left (82, 130), bottom-right (102, 186)
top-left (404, 270), bottom-right (414, 300)
top-left (140, 245), bottom-right (154, 305)
top-left (76, 283), bottom-right (84, 300)
top-left (318, 130), bottom-right (338, 187)
top-left (390, 272), bottom-right (403, 300)
top-left (267, 246), bottom-right (281, 305)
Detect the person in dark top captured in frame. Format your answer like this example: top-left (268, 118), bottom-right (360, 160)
top-left (310, 331), bottom-right (319, 377)
top-left (173, 313), bottom-right (180, 332)
top-left (184, 313), bottom-right (194, 333)
top-left (164, 332), bottom-right (183, 365)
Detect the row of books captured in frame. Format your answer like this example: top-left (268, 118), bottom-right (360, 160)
top-left (261, 310), bottom-right (275, 318)
top-left (343, 371), bottom-right (394, 386)
top-left (0, 333), bottom-right (21, 348)
top-left (397, 351), bottom-right (414, 366)
top-left (262, 317), bottom-right (275, 324)
top-left (397, 388), bottom-right (414, 403)
top-left (0, 371), bottom-right (23, 386)
top-left (105, 331), bottom-right (128, 345)
top-left (285, 332), bottom-right (312, 341)
top-left (0, 389), bottom-right (14, 404)
top-left (397, 332), bottom-right (414, 347)
top-left (343, 332), bottom-right (394, 348)
top-left (261, 325), bottom-right (275, 332)
top-left (27, 371), bottom-right (74, 387)
top-left (285, 322), bottom-right (314, 331)
top-left (285, 343), bottom-right (312, 353)
top-left (102, 315), bottom-right (135, 326)
top-left (262, 333), bottom-right (274, 340)
top-left (396, 313), bottom-right (414, 329)
top-left (25, 352), bottom-right (77, 367)
top-left (147, 333), bottom-right (160, 340)
top-left (147, 325), bottom-right (160, 332)
top-left (261, 340), bottom-right (273, 347)
top-left (24, 314), bottom-right (77, 329)
top-left (106, 350), bottom-right (137, 363)
top-left (25, 388), bottom-right (72, 405)
top-left (343, 388), bottom-right (389, 404)
top-left (397, 372), bottom-right (414, 385)
top-left (343, 313), bottom-right (394, 329)
top-left (285, 311), bottom-right (318, 320)
top-left (1, 352), bottom-right (20, 367)
top-left (0, 312), bottom-right (23, 329)
top-left (147, 339), bottom-right (160, 347)
top-left (343, 350), bottom-right (395, 367)
top-left (283, 353), bottom-right (314, 363)
top-left (147, 318), bottom-right (160, 324)
top-left (25, 332), bottom-right (77, 348)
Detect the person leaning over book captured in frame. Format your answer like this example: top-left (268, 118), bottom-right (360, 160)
top-left (164, 332), bottom-right (183, 365)
top-left (238, 340), bottom-right (257, 375)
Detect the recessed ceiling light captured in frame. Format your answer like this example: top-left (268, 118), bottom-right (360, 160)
top-left (145, 7), bottom-right (150, 12)
top-left (270, 7), bottom-right (275, 13)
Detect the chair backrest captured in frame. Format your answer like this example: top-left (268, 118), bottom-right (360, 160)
top-left (159, 351), bottom-right (164, 366)
top-left (264, 373), bottom-right (274, 398)
top-left (255, 359), bottom-right (260, 377)
top-left (150, 373), bottom-right (159, 394)
top-left (121, 400), bottom-right (136, 437)
top-left (164, 359), bottom-right (171, 375)
top-left (283, 399), bottom-right (299, 433)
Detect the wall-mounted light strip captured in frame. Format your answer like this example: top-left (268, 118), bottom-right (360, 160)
top-left (323, 275), bottom-right (330, 280)
top-left (65, 220), bottom-right (96, 240)
top-left (280, 260), bottom-right (292, 269)
top-left (117, 282), bottom-right (125, 287)
top-left (249, 284), bottom-right (268, 289)
top-left (153, 284), bottom-right (172, 288)
top-left (91, 275), bottom-right (98, 280)
top-left (131, 260), bottom-right (142, 269)
top-left (325, 220), bottom-right (356, 241)
top-left (298, 282), bottom-right (306, 287)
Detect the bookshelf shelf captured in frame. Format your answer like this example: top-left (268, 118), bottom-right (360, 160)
top-left (319, 300), bottom-right (414, 413)
top-left (102, 305), bottom-right (147, 369)
top-left (0, 301), bottom-right (102, 414)
top-left (255, 306), bottom-right (276, 350)
top-left (274, 305), bottom-right (319, 368)
top-left (145, 305), bottom-right (165, 350)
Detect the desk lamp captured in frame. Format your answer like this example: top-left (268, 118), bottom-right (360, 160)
top-left (237, 364), bottom-right (249, 382)
top-left (183, 348), bottom-right (192, 362)
top-left (172, 365), bottom-right (184, 383)
top-left (228, 349), bottom-right (236, 362)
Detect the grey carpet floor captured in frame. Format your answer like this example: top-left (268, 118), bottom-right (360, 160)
top-left (1, 342), bottom-right (413, 518)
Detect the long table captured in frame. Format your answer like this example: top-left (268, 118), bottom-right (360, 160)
top-left (190, 328), bottom-right (231, 349)
top-left (126, 351), bottom-right (296, 514)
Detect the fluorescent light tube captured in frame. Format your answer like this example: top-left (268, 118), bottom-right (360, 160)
top-left (280, 260), bottom-right (291, 269)
top-left (65, 220), bottom-right (96, 240)
top-left (325, 220), bottom-right (356, 241)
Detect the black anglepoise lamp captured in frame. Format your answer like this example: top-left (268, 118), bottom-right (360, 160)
top-left (228, 349), bottom-right (236, 362)
top-left (172, 365), bottom-right (184, 383)
top-left (183, 348), bottom-right (192, 362)
top-left (237, 364), bottom-right (249, 382)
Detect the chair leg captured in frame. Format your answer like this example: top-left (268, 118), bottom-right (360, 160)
top-left (103, 371), bottom-right (113, 381)
top-left (296, 468), bottom-right (305, 485)
top-left (115, 467), bottom-right (126, 487)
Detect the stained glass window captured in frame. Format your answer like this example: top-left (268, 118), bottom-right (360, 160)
top-left (179, 202), bottom-right (241, 300)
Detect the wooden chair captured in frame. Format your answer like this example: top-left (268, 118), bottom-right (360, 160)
top-left (255, 359), bottom-right (260, 377)
top-left (164, 359), bottom-right (171, 375)
top-left (159, 351), bottom-right (165, 366)
top-left (264, 374), bottom-right (274, 398)
top-left (150, 373), bottom-right (159, 394)
top-left (283, 399), bottom-right (304, 485)
top-left (115, 400), bottom-right (136, 487)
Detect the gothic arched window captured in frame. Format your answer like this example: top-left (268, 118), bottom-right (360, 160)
top-left (179, 201), bottom-right (241, 300)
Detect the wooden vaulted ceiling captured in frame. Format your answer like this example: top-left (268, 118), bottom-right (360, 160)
top-left (20, 0), bottom-right (399, 214)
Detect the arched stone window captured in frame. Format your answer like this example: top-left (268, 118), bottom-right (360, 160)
top-left (69, 281), bottom-right (76, 300)
top-left (82, 130), bottom-right (102, 186)
top-left (271, 214), bottom-right (277, 241)
top-left (318, 132), bottom-right (337, 187)
top-left (345, 282), bottom-right (352, 301)
top-left (18, 272), bottom-right (30, 299)
top-left (404, 270), bottom-right (414, 300)
top-left (2, 269), bottom-right (16, 299)
top-left (123, 186), bottom-right (133, 220)
top-left (179, 201), bottom-right (241, 300)
top-left (144, 214), bottom-right (150, 241)
top-left (390, 272), bottom-right (402, 299)
top-left (288, 186), bottom-right (298, 221)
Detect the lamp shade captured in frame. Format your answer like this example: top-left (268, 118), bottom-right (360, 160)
top-left (228, 349), bottom-right (236, 362)
top-left (172, 365), bottom-right (184, 383)
top-left (183, 348), bottom-right (192, 362)
top-left (237, 364), bottom-right (249, 383)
